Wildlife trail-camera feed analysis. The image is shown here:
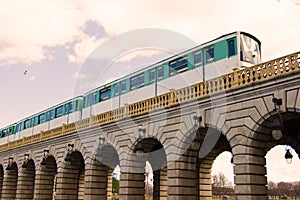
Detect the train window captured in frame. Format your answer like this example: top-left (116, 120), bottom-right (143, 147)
top-left (114, 83), bottom-right (120, 96)
top-left (169, 56), bottom-right (188, 76)
top-left (206, 46), bottom-right (214, 63)
top-left (149, 69), bottom-right (156, 84)
top-left (65, 102), bottom-right (73, 114)
top-left (55, 106), bottom-right (63, 118)
top-left (121, 81), bottom-right (127, 94)
top-left (69, 102), bottom-right (74, 112)
top-left (8, 127), bottom-right (12, 135)
top-left (130, 73), bottom-right (145, 90)
top-left (100, 87), bottom-right (111, 101)
top-left (24, 119), bottom-right (31, 129)
top-left (86, 93), bottom-right (96, 106)
top-left (194, 51), bottom-right (202, 67)
top-left (33, 117), bottom-right (38, 126)
top-left (2, 130), bottom-right (6, 137)
top-left (1, 130), bottom-right (5, 138)
top-left (228, 39), bottom-right (235, 57)
top-left (157, 66), bottom-right (164, 80)
top-left (39, 114), bottom-right (45, 124)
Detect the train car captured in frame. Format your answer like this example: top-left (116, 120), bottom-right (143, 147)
top-left (0, 124), bottom-right (17, 145)
top-left (0, 31), bottom-right (261, 143)
top-left (82, 31), bottom-right (261, 118)
top-left (14, 96), bottom-right (83, 140)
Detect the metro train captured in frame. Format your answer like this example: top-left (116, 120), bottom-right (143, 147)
top-left (0, 31), bottom-right (261, 145)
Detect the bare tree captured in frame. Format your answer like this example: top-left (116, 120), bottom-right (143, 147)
top-left (212, 172), bottom-right (234, 197)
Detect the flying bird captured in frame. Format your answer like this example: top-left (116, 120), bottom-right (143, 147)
top-left (24, 70), bottom-right (28, 75)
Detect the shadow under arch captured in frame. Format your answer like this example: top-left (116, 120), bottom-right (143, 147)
top-left (143, 138), bottom-right (167, 200)
top-left (196, 126), bottom-right (232, 199)
top-left (55, 150), bottom-right (85, 200)
top-left (253, 111), bottom-right (300, 153)
top-left (122, 137), bottom-right (167, 200)
top-left (92, 144), bottom-right (120, 199)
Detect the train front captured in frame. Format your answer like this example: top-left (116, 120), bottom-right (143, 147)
top-left (239, 32), bottom-right (262, 68)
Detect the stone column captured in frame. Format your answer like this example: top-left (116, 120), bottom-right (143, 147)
top-left (1, 164), bottom-right (18, 200)
top-left (0, 166), bottom-right (3, 199)
top-left (119, 156), bottom-right (146, 200)
top-left (234, 146), bottom-right (268, 200)
top-left (107, 168), bottom-right (114, 200)
top-left (33, 167), bottom-right (57, 200)
top-left (167, 155), bottom-right (197, 200)
top-left (15, 166), bottom-right (35, 200)
top-left (198, 161), bottom-right (213, 200)
top-left (83, 161), bottom-right (109, 200)
top-left (55, 166), bottom-right (81, 200)
top-left (153, 167), bottom-right (168, 200)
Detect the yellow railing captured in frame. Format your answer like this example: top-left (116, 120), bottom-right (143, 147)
top-left (0, 51), bottom-right (299, 151)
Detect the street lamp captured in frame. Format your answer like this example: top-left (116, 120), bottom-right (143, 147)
top-left (285, 147), bottom-right (293, 164)
top-left (271, 98), bottom-right (283, 140)
top-left (272, 117), bottom-right (283, 140)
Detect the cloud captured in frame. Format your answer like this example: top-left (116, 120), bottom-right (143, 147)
top-left (0, 0), bottom-right (299, 66)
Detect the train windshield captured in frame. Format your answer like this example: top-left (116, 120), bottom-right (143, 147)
top-left (240, 33), bottom-right (261, 65)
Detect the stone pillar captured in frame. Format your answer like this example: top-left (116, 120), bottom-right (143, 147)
top-left (119, 157), bottom-right (146, 200)
top-left (234, 147), bottom-right (268, 200)
top-left (84, 161), bottom-right (108, 200)
top-left (1, 164), bottom-right (18, 200)
top-left (107, 168), bottom-right (114, 200)
top-left (78, 170), bottom-right (85, 200)
top-left (15, 166), bottom-right (35, 200)
top-left (55, 166), bottom-right (81, 200)
top-left (33, 167), bottom-right (56, 199)
top-left (0, 166), bottom-right (3, 199)
top-left (153, 167), bottom-right (168, 200)
top-left (198, 158), bottom-right (214, 200)
top-left (167, 158), bottom-right (197, 200)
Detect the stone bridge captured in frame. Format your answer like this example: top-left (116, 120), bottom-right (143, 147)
top-left (0, 51), bottom-right (300, 200)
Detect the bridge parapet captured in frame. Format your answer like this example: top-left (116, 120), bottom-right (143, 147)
top-left (0, 51), bottom-right (299, 152)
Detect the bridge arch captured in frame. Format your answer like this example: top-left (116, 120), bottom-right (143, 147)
top-left (196, 126), bottom-right (232, 199)
top-left (119, 137), bottom-right (167, 200)
top-left (87, 144), bottom-right (120, 199)
top-left (229, 110), bottom-right (300, 200)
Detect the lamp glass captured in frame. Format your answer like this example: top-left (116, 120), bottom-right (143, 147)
top-left (272, 129), bottom-right (282, 140)
top-left (286, 158), bottom-right (292, 164)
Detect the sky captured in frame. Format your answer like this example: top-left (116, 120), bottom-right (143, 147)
top-left (0, 0), bottom-right (300, 183)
